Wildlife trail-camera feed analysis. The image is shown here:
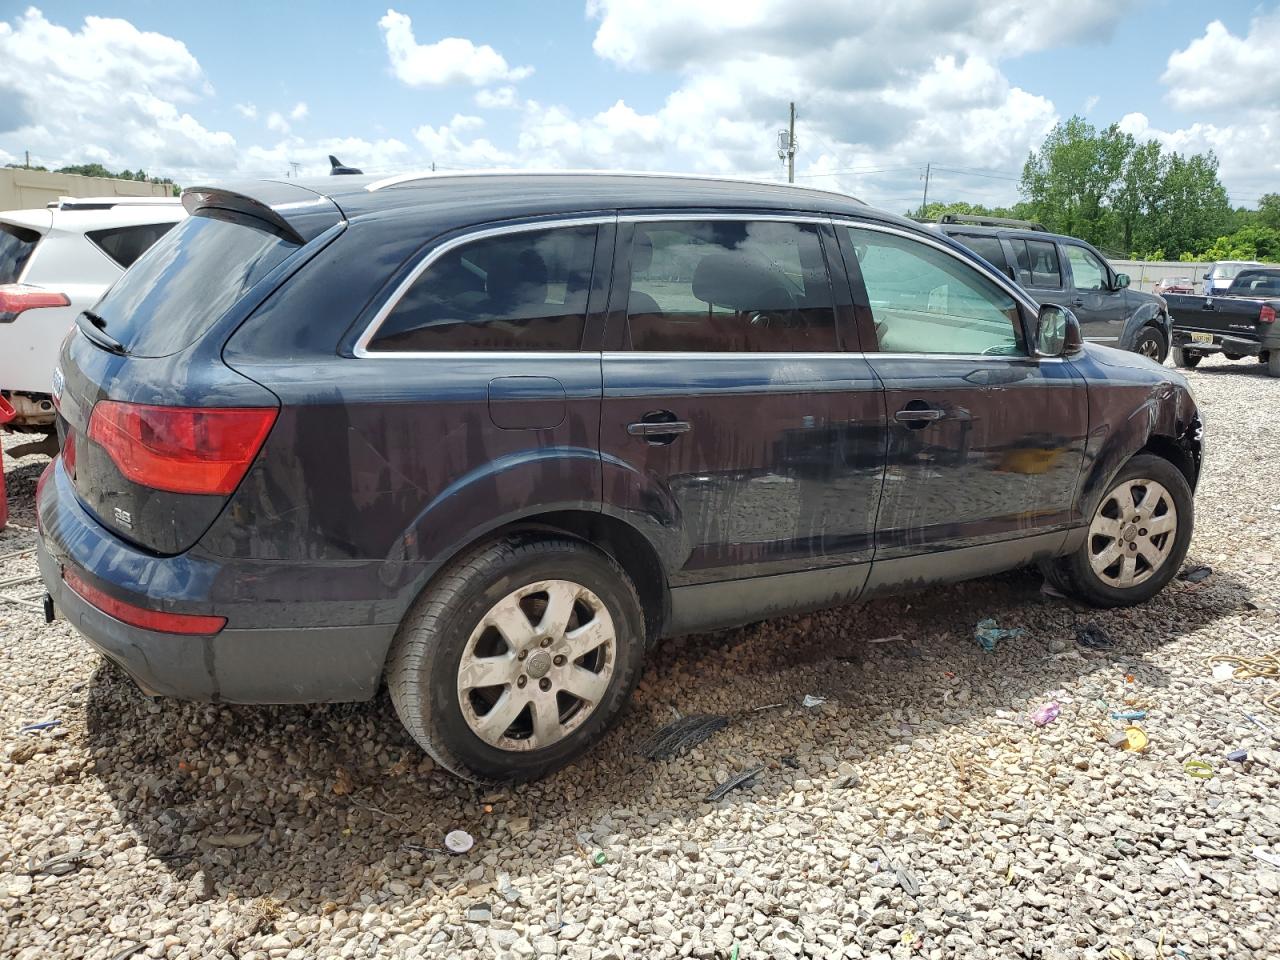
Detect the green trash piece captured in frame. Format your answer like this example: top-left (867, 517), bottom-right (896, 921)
top-left (730, 947), bottom-right (740, 960)
top-left (592, 851), bottom-right (607, 866)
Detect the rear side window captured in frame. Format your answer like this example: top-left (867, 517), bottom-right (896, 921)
top-left (368, 226), bottom-right (597, 352)
top-left (91, 209), bottom-right (299, 358)
top-left (1011, 238), bottom-right (1062, 288)
top-left (954, 234), bottom-right (1008, 273)
top-left (626, 220), bottom-right (836, 352)
top-left (0, 223), bottom-right (41, 284)
top-left (87, 222), bottom-right (176, 269)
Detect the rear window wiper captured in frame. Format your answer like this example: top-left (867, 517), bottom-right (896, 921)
top-left (77, 310), bottom-right (126, 355)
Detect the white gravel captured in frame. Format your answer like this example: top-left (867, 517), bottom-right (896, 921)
top-left (2, 354), bottom-right (1279, 960)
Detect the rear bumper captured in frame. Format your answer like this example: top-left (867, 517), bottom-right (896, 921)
top-left (36, 457), bottom-right (396, 703)
top-left (1171, 330), bottom-right (1263, 356)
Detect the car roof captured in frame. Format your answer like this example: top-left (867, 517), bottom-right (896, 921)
top-left (932, 222), bottom-right (1083, 244)
top-left (183, 169), bottom-right (935, 245)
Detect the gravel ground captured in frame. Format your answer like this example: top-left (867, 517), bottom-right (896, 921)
top-left (2, 355), bottom-right (1278, 960)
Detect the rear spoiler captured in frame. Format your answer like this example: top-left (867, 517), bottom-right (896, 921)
top-left (181, 181), bottom-right (343, 245)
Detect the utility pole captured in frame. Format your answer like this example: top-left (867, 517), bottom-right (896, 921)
top-left (920, 162), bottom-right (931, 216)
top-left (24, 150), bottom-right (30, 169)
top-left (288, 161), bottom-right (301, 178)
top-left (777, 102), bottom-right (797, 183)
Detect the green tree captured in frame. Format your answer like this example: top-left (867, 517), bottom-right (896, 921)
top-left (1019, 116), bottom-right (1130, 246)
top-left (1110, 138), bottom-right (1163, 254)
top-left (1258, 193), bottom-right (1280, 230)
top-left (1147, 152), bottom-right (1231, 258)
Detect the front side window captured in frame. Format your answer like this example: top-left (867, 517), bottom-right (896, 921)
top-left (369, 225), bottom-right (597, 352)
top-left (626, 220), bottom-right (836, 352)
top-left (1065, 245), bottom-right (1107, 291)
top-left (848, 226), bottom-right (1024, 356)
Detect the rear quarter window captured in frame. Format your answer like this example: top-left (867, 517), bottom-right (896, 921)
top-left (0, 223), bottom-right (41, 284)
top-left (86, 222), bottom-right (177, 269)
top-left (91, 209), bottom-right (299, 357)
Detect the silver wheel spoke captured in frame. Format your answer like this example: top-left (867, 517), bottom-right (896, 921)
top-left (1137, 540), bottom-right (1166, 570)
top-left (1092, 515), bottom-right (1123, 537)
top-left (1145, 513), bottom-right (1175, 535)
top-left (539, 580), bottom-right (580, 636)
top-left (564, 617), bottom-right (611, 659)
top-left (458, 653), bottom-right (516, 690)
top-left (1090, 541), bottom-right (1122, 573)
top-left (561, 666), bottom-right (610, 705)
top-left (1118, 553), bottom-right (1137, 586)
top-left (488, 596), bottom-right (536, 647)
top-left (530, 698), bottom-right (565, 748)
top-left (473, 690), bottom-right (529, 745)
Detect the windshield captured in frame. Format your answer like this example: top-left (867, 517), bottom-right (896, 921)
top-left (0, 223), bottom-right (41, 284)
top-left (90, 208), bottom-right (300, 357)
top-left (1213, 263), bottom-right (1259, 280)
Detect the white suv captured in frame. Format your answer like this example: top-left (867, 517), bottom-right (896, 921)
top-left (1, 196), bottom-right (185, 431)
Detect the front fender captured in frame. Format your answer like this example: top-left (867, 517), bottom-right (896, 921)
top-left (1069, 346), bottom-right (1202, 520)
top-left (1120, 301), bottom-right (1169, 350)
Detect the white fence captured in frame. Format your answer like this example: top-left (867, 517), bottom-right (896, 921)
top-left (1111, 259), bottom-right (1210, 294)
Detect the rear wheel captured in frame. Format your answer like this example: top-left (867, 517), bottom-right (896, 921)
top-left (1268, 351), bottom-right (1280, 377)
top-left (1043, 454), bottom-right (1193, 608)
top-left (1134, 326), bottom-right (1167, 363)
top-left (387, 536), bottom-right (646, 782)
top-left (1171, 346), bottom-right (1201, 369)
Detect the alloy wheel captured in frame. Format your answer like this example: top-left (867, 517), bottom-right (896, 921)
top-left (1138, 337), bottom-right (1161, 360)
top-left (1088, 478), bottom-right (1178, 588)
top-left (456, 580), bottom-right (616, 751)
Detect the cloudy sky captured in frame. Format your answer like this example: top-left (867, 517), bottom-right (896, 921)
top-left (0, 2), bottom-right (1276, 213)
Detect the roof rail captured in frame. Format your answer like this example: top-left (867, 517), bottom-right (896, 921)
top-left (938, 213), bottom-right (1047, 231)
top-left (47, 196), bottom-right (181, 211)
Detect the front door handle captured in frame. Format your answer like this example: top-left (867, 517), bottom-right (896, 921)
top-left (894, 407), bottom-right (946, 428)
top-left (627, 412), bottom-right (691, 444)
top-left (1071, 297), bottom-right (1085, 306)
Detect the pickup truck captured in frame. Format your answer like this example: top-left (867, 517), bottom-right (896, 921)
top-left (1166, 267), bottom-right (1280, 376)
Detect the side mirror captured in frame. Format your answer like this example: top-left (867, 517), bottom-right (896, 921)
top-left (1034, 303), bottom-right (1083, 357)
top-left (1114, 273), bottom-right (1130, 290)
top-left (1202, 272), bottom-right (1211, 280)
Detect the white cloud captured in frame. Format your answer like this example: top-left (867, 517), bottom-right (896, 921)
top-left (235, 102), bottom-right (258, 120)
top-left (266, 111), bottom-right (289, 134)
top-left (379, 9), bottom-right (532, 87)
top-left (414, 115), bottom-right (509, 167)
top-left (475, 86), bottom-right (519, 110)
top-left (289, 101), bottom-right (308, 121)
top-left (1163, 13), bottom-right (1280, 111)
top-left (1083, 94), bottom-right (1099, 113)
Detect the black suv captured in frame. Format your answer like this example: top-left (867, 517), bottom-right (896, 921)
top-left (37, 174), bottom-right (1203, 782)
top-left (935, 216), bottom-right (1172, 362)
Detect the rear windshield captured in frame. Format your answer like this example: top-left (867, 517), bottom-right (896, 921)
top-left (0, 223), bottom-right (41, 284)
top-left (90, 209), bottom-right (300, 357)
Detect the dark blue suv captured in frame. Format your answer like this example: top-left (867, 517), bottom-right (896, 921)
top-left (36, 173), bottom-right (1203, 781)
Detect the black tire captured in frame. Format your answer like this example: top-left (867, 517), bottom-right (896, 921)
top-left (1171, 346), bottom-right (1201, 369)
top-left (1223, 352), bottom-right (1246, 361)
top-left (1269, 351), bottom-right (1280, 378)
top-left (1134, 325), bottom-right (1167, 363)
top-left (386, 536), bottom-right (646, 782)
top-left (1043, 453), bottom-right (1193, 608)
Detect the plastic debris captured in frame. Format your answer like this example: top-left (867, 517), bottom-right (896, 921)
top-left (592, 851), bottom-right (608, 866)
top-left (496, 872), bottom-right (522, 904)
top-left (1075, 623), bottom-right (1115, 650)
top-left (1253, 847), bottom-right (1280, 868)
top-left (1031, 702), bottom-right (1061, 726)
top-left (974, 618), bottom-right (1025, 652)
top-left (1179, 564), bottom-right (1212, 583)
top-left (866, 633), bottom-right (905, 644)
top-left (801, 694), bottom-right (827, 709)
top-left (1243, 713), bottom-right (1273, 733)
top-left (444, 830), bottom-right (474, 855)
top-left (17, 719), bottom-right (60, 734)
top-left (1122, 725), bottom-right (1149, 752)
top-left (466, 903), bottom-right (492, 923)
top-left (1110, 709), bottom-right (1148, 721)
top-left (1211, 663), bottom-right (1236, 682)
top-left (729, 946), bottom-right (741, 960)
top-left (640, 713), bottom-right (731, 760)
top-left (706, 765), bottom-right (765, 802)
top-left (1226, 749), bottom-right (1248, 762)
top-left (1183, 760), bottom-right (1214, 780)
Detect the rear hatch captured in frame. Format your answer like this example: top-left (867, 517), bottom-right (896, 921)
top-left (56, 182), bottom-right (343, 555)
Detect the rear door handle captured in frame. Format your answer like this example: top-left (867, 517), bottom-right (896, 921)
top-left (1071, 297), bottom-right (1085, 306)
top-left (627, 420), bottom-right (691, 436)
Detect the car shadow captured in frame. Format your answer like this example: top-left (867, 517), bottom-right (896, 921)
top-left (81, 557), bottom-right (1249, 916)
top-left (1188, 360), bottom-right (1274, 379)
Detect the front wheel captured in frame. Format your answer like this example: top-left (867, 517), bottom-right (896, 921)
top-left (1171, 346), bottom-right (1201, 369)
top-left (1134, 325), bottom-right (1167, 363)
top-left (386, 537), bottom-right (646, 782)
top-left (1043, 454), bottom-right (1193, 608)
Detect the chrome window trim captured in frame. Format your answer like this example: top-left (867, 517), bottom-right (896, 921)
top-left (605, 351), bottom-right (1065, 363)
top-left (619, 212), bottom-right (831, 224)
top-left (352, 215), bottom-right (614, 359)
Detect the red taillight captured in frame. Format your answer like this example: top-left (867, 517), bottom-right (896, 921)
top-left (62, 432), bottom-right (76, 479)
top-left (62, 568), bottom-right (226, 635)
top-left (1261, 305), bottom-right (1276, 324)
top-left (87, 402), bottom-right (277, 496)
top-left (0, 284), bottom-right (70, 322)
